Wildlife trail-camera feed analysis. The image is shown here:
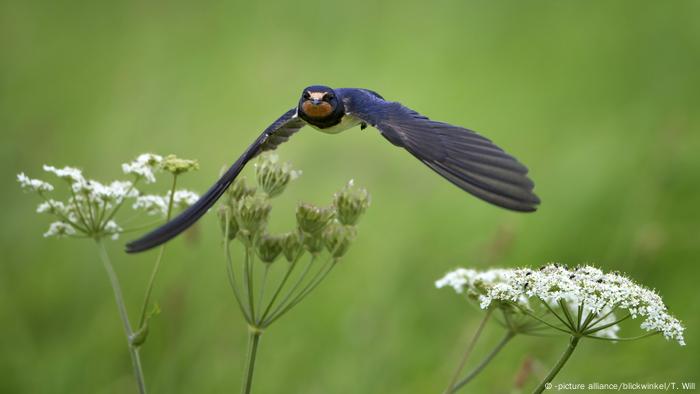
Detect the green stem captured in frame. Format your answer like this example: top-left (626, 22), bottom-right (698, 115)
top-left (255, 264), bottom-right (271, 324)
top-left (538, 299), bottom-right (574, 331)
top-left (243, 246), bottom-right (256, 321)
top-left (264, 255), bottom-right (315, 321)
top-left (241, 329), bottom-right (262, 394)
top-left (558, 299), bottom-right (576, 330)
top-left (137, 175), bottom-right (178, 329)
top-left (512, 304), bottom-right (571, 334)
top-left (263, 258), bottom-right (335, 327)
top-left (583, 313), bottom-right (631, 335)
top-left (445, 308), bottom-right (493, 394)
top-left (95, 239), bottom-right (147, 394)
top-left (226, 239), bottom-right (252, 323)
top-left (532, 336), bottom-right (580, 394)
top-left (448, 330), bottom-right (515, 393)
top-left (584, 331), bottom-right (660, 342)
top-left (258, 254), bottom-right (301, 324)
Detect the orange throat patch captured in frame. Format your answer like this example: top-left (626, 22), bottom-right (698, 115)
top-left (302, 100), bottom-right (333, 118)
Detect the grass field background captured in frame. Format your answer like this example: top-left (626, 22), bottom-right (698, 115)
top-left (2, 1), bottom-right (699, 392)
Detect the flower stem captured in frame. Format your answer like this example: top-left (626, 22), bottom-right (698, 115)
top-left (241, 328), bottom-right (262, 394)
top-left (448, 330), bottom-right (515, 393)
top-left (444, 308), bottom-right (493, 394)
top-left (532, 336), bottom-right (580, 394)
top-left (137, 174), bottom-right (178, 329)
top-left (95, 239), bottom-right (147, 394)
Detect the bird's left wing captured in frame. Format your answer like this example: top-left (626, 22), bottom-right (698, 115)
top-left (342, 89), bottom-right (540, 212)
top-left (126, 109), bottom-right (305, 253)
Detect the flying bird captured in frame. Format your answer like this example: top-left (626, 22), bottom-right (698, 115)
top-left (126, 85), bottom-right (539, 253)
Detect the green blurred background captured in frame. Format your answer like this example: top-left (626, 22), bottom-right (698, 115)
top-left (2, 1), bottom-right (699, 392)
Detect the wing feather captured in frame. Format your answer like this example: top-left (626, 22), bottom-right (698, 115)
top-left (343, 89), bottom-right (540, 212)
top-left (126, 109), bottom-right (305, 253)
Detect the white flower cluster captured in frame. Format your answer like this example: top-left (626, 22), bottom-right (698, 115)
top-left (436, 268), bottom-right (526, 305)
top-left (122, 153), bottom-right (163, 183)
top-left (17, 173), bottom-right (54, 192)
top-left (133, 190), bottom-right (200, 217)
top-left (464, 264), bottom-right (685, 345)
top-left (43, 221), bottom-right (76, 238)
top-left (18, 153), bottom-right (199, 241)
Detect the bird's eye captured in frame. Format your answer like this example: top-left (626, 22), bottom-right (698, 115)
top-left (325, 93), bottom-right (335, 101)
top-left (303, 92), bottom-right (311, 99)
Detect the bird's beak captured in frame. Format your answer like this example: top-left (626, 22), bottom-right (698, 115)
top-left (311, 98), bottom-right (322, 105)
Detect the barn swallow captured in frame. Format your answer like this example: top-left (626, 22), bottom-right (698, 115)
top-left (126, 85), bottom-right (539, 253)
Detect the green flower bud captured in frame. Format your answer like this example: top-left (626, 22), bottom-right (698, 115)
top-left (333, 180), bottom-right (370, 226)
top-left (281, 231), bottom-right (303, 262)
top-left (234, 195), bottom-right (271, 239)
top-left (303, 233), bottom-right (324, 255)
top-left (296, 203), bottom-right (334, 234)
top-left (226, 177), bottom-right (256, 205)
top-left (217, 205), bottom-right (238, 240)
top-left (160, 154), bottom-right (200, 175)
top-left (323, 223), bottom-right (357, 258)
top-left (255, 154), bottom-right (301, 198)
top-left (256, 233), bottom-right (284, 263)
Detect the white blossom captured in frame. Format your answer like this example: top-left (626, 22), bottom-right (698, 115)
top-left (17, 173), bottom-right (54, 192)
top-left (133, 195), bottom-right (168, 216)
top-left (43, 221), bottom-right (76, 238)
top-left (122, 153), bottom-right (163, 183)
top-left (436, 268), bottom-right (529, 309)
top-left (477, 264), bottom-right (685, 346)
top-left (103, 220), bottom-right (122, 240)
top-left (36, 200), bottom-right (68, 215)
top-left (42, 165), bottom-right (85, 184)
top-left (171, 189), bottom-right (199, 210)
top-left (133, 189), bottom-right (199, 216)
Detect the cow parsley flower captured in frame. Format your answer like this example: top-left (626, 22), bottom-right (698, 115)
top-left (170, 190), bottom-right (199, 210)
top-left (479, 264), bottom-right (685, 345)
top-left (133, 195), bottom-right (168, 216)
top-left (43, 221), bottom-right (76, 238)
top-left (20, 153), bottom-right (199, 243)
top-left (42, 165), bottom-right (85, 184)
top-left (122, 153), bottom-right (163, 183)
top-left (133, 190), bottom-right (199, 217)
top-left (17, 173), bottom-right (54, 192)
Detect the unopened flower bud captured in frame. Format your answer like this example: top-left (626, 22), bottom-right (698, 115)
top-left (256, 233), bottom-right (284, 263)
top-left (333, 180), bottom-right (370, 225)
top-left (234, 195), bottom-right (271, 238)
top-left (323, 223), bottom-right (357, 258)
top-left (303, 233), bottom-right (324, 255)
top-left (296, 203), bottom-right (334, 234)
top-left (217, 205), bottom-right (238, 240)
top-left (226, 177), bottom-right (256, 205)
top-left (160, 154), bottom-right (199, 175)
top-left (255, 154), bottom-right (301, 198)
top-left (281, 231), bottom-right (303, 262)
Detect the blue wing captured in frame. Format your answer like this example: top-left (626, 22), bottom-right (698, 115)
top-left (342, 89), bottom-right (540, 212)
top-left (126, 109), bottom-right (306, 253)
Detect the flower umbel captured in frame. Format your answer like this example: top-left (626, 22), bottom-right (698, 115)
top-left (20, 152), bottom-right (200, 394)
top-left (216, 155), bottom-right (369, 394)
top-left (478, 264), bottom-right (685, 345)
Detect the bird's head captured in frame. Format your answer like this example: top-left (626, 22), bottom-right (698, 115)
top-left (298, 85), bottom-right (340, 120)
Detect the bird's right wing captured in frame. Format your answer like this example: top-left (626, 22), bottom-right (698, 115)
top-left (126, 109), bottom-right (306, 253)
top-left (343, 89), bottom-right (540, 212)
